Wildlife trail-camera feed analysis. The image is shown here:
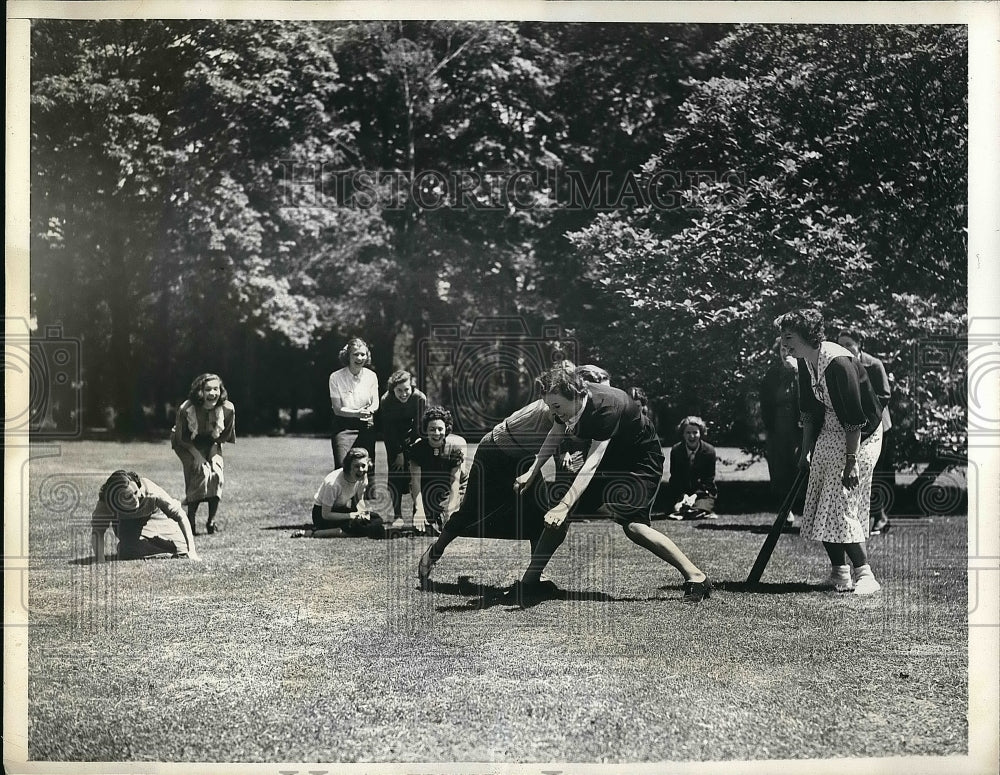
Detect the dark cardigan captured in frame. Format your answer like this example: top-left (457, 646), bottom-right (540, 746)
top-left (796, 352), bottom-right (883, 441)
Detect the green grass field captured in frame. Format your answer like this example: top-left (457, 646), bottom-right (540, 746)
top-left (25, 438), bottom-right (968, 763)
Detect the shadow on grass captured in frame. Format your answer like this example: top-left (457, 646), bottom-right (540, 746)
top-left (688, 522), bottom-right (801, 535)
top-left (713, 580), bottom-right (830, 594)
top-left (425, 578), bottom-right (698, 612)
top-left (261, 523), bottom-right (317, 532)
top-left (424, 577), bottom-right (832, 608)
top-left (67, 553), bottom-right (182, 565)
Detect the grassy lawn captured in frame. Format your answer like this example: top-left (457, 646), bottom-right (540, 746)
top-left (25, 438), bottom-right (968, 763)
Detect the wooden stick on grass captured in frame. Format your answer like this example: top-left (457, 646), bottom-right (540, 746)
top-left (746, 467), bottom-right (808, 585)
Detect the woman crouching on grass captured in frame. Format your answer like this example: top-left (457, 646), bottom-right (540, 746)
top-left (775, 309), bottom-right (884, 595)
top-left (292, 448), bottom-right (384, 539)
top-left (171, 373), bottom-right (236, 536)
top-left (91, 470), bottom-right (200, 562)
top-left (407, 406), bottom-right (469, 536)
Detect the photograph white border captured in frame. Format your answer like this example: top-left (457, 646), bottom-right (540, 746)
top-left (5, 3), bottom-right (998, 774)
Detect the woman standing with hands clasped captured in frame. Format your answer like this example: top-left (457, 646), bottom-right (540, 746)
top-left (776, 309), bottom-right (885, 595)
top-left (329, 337), bottom-right (380, 475)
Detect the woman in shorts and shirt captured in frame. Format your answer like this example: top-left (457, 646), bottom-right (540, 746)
top-left (515, 367), bottom-right (712, 602)
top-left (90, 470), bottom-right (199, 562)
top-left (417, 395), bottom-right (555, 585)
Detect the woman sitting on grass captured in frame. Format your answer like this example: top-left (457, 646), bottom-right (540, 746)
top-left (294, 448), bottom-right (384, 538)
top-left (407, 406), bottom-right (469, 536)
top-left (91, 470), bottom-right (200, 562)
top-left (666, 416), bottom-right (718, 520)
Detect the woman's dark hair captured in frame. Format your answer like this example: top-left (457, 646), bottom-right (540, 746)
top-left (98, 469), bottom-right (143, 511)
top-left (575, 364), bottom-right (610, 385)
top-left (339, 338), bottom-right (372, 367)
top-left (536, 366), bottom-right (588, 399)
top-left (676, 415), bottom-right (707, 440)
top-left (387, 370), bottom-right (413, 390)
top-left (187, 373), bottom-right (228, 406)
top-left (774, 309), bottom-right (825, 348)
top-left (629, 386), bottom-right (648, 406)
top-left (837, 328), bottom-right (864, 346)
top-left (343, 447), bottom-right (370, 468)
top-left (421, 406), bottom-right (454, 435)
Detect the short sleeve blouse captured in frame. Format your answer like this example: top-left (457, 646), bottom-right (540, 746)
top-left (329, 367), bottom-right (380, 411)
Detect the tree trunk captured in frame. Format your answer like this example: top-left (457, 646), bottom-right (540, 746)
top-left (106, 228), bottom-right (137, 435)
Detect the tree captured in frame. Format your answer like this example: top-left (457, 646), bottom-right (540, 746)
top-left (31, 20), bottom-right (372, 430)
top-left (566, 25), bottom-right (968, 464)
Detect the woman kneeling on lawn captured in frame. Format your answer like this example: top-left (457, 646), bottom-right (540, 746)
top-left (295, 448), bottom-right (384, 538)
top-left (91, 470), bottom-right (200, 562)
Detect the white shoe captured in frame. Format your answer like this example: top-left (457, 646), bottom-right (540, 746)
top-left (853, 565), bottom-right (882, 595)
top-left (825, 565), bottom-right (854, 592)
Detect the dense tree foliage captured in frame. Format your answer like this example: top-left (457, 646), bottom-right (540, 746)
top-left (29, 21), bottom-right (968, 465)
top-left (565, 25), bottom-right (967, 464)
top-left (31, 20), bottom-right (367, 430)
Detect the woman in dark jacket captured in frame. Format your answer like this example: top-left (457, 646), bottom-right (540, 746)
top-left (666, 416), bottom-right (718, 520)
top-left (776, 309), bottom-right (885, 595)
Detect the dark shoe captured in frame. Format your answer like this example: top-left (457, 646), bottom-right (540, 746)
top-left (206, 521), bottom-right (219, 535)
top-left (418, 544), bottom-right (439, 588)
top-left (682, 577), bottom-right (713, 602)
top-left (188, 519), bottom-right (200, 537)
top-left (428, 513), bottom-right (446, 536)
top-left (504, 579), bottom-right (559, 607)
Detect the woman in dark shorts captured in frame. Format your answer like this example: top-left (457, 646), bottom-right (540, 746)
top-left (90, 470), bottom-right (200, 562)
top-left (514, 368), bottom-right (712, 602)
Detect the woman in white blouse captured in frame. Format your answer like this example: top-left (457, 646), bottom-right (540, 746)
top-left (329, 338), bottom-right (380, 475)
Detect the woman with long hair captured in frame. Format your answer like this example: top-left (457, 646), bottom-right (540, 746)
top-left (171, 373), bottom-right (236, 536)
